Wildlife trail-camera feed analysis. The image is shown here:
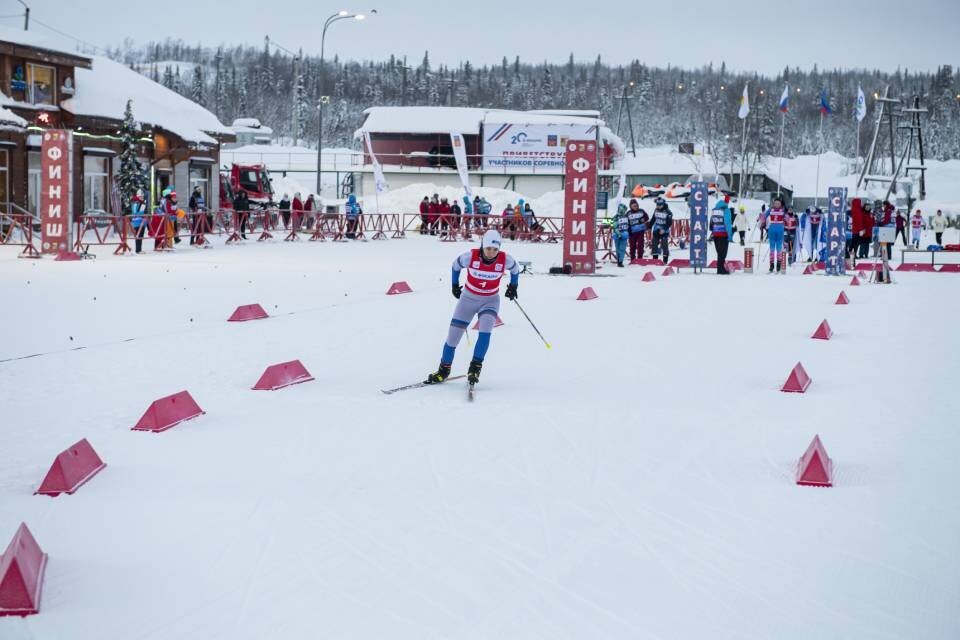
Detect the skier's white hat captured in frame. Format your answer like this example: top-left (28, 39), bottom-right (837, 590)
top-left (481, 229), bottom-right (502, 250)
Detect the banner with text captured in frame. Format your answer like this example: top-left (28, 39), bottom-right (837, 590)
top-left (450, 132), bottom-right (473, 198)
top-left (825, 187), bottom-right (848, 275)
top-left (483, 123), bottom-right (596, 172)
top-left (41, 129), bottom-right (72, 254)
top-left (688, 181), bottom-right (709, 268)
top-left (362, 130), bottom-right (389, 194)
top-left (562, 140), bottom-right (597, 274)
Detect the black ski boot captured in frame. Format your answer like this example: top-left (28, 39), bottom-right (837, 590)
top-left (467, 359), bottom-right (483, 385)
top-left (424, 362), bottom-right (452, 384)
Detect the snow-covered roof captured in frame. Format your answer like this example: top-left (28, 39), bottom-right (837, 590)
top-left (0, 25), bottom-right (92, 62)
top-left (0, 93), bottom-right (27, 128)
top-left (232, 117), bottom-right (269, 130)
top-left (356, 106), bottom-right (613, 141)
top-left (62, 56), bottom-right (232, 145)
top-left (358, 107), bottom-right (489, 136)
top-left (528, 109), bottom-right (602, 118)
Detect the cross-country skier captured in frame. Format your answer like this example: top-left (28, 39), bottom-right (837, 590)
top-left (910, 209), bottom-right (925, 248)
top-left (808, 207), bottom-right (823, 260)
top-left (425, 229), bottom-right (520, 388)
top-left (784, 208), bottom-right (799, 265)
top-left (650, 197), bottom-right (673, 263)
top-left (612, 205), bottom-right (630, 267)
top-left (765, 196), bottom-right (787, 273)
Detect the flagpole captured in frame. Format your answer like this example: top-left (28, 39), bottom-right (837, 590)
top-left (738, 115), bottom-right (747, 201)
top-left (855, 119), bottom-right (861, 196)
top-left (815, 111), bottom-right (824, 208)
top-left (777, 110), bottom-right (785, 196)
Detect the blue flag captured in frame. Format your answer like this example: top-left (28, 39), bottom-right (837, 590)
top-left (819, 89), bottom-right (833, 115)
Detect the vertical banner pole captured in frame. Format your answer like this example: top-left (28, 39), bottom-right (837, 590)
top-left (688, 181), bottom-right (709, 273)
top-left (826, 186), bottom-right (847, 276)
top-left (562, 140), bottom-right (598, 274)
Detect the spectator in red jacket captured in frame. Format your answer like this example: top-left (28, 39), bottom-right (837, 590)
top-left (418, 196), bottom-right (430, 235)
top-left (292, 192), bottom-right (304, 230)
top-left (438, 197), bottom-right (451, 236)
top-left (895, 209), bottom-right (907, 245)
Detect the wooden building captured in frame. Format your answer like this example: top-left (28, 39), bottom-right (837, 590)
top-left (0, 26), bottom-right (234, 221)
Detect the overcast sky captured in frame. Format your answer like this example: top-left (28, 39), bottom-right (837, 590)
top-left (7, 0), bottom-right (959, 75)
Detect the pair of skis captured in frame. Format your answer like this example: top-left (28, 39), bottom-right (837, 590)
top-left (381, 375), bottom-right (476, 401)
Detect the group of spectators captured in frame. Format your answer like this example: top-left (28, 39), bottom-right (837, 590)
top-left (846, 201), bottom-right (949, 260)
top-left (276, 193), bottom-right (318, 231)
top-left (418, 193), bottom-right (539, 237)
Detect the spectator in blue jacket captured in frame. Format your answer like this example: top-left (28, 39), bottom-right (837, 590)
top-left (345, 194), bottom-right (362, 239)
top-left (710, 200), bottom-right (733, 274)
top-left (612, 205), bottom-right (630, 267)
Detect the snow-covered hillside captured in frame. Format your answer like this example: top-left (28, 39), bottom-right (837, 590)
top-left (1, 233), bottom-right (959, 639)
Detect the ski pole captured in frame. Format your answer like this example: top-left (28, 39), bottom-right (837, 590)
top-left (512, 299), bottom-right (552, 349)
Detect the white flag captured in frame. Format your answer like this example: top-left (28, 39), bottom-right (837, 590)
top-left (363, 130), bottom-right (389, 194)
top-left (738, 83), bottom-right (750, 120)
top-left (855, 85), bottom-right (867, 122)
top-left (450, 132), bottom-right (473, 198)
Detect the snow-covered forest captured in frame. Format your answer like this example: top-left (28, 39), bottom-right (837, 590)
top-left (106, 38), bottom-right (960, 160)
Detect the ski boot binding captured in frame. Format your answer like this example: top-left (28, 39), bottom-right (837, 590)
top-left (425, 362), bottom-right (452, 384)
top-left (467, 359), bottom-right (483, 385)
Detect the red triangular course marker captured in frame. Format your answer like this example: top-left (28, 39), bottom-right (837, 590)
top-left (386, 281), bottom-right (412, 295)
top-left (835, 291), bottom-right (850, 305)
top-left (642, 272), bottom-right (656, 282)
top-left (857, 270), bottom-right (867, 278)
top-left (781, 362), bottom-right (812, 393)
top-left (35, 439), bottom-right (106, 497)
top-left (811, 319), bottom-right (833, 340)
top-left (131, 391), bottom-right (205, 432)
top-left (849, 276), bottom-right (860, 286)
top-left (228, 303), bottom-right (269, 322)
top-left (803, 264), bottom-right (815, 275)
top-left (0, 523), bottom-right (48, 617)
top-left (471, 315), bottom-right (504, 330)
top-left (252, 360), bottom-right (315, 391)
top-left (796, 435), bottom-right (833, 486)
top-left (661, 266), bottom-right (675, 276)
top-left (577, 287), bottom-right (598, 301)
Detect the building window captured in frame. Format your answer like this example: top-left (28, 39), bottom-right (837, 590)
top-left (27, 64), bottom-right (56, 106)
top-left (83, 155), bottom-right (109, 214)
top-left (189, 165), bottom-right (209, 207)
top-left (28, 151), bottom-right (40, 215)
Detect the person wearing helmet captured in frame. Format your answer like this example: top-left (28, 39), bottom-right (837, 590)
top-left (611, 203), bottom-right (630, 267)
top-left (910, 209), bottom-right (925, 249)
top-left (765, 195), bottom-right (787, 273)
top-left (733, 205), bottom-right (749, 246)
top-left (425, 229), bottom-right (521, 389)
top-left (808, 206), bottom-right (823, 261)
top-left (650, 197), bottom-right (673, 263)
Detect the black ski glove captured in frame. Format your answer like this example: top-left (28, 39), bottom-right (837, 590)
top-left (452, 283), bottom-right (462, 299)
top-left (505, 283), bottom-right (518, 300)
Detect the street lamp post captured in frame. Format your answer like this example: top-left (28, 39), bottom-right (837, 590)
top-left (316, 10), bottom-right (373, 197)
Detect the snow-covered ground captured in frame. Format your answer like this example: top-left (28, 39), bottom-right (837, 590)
top-left (2, 232), bottom-right (959, 639)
